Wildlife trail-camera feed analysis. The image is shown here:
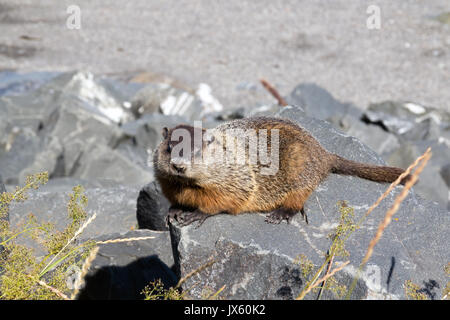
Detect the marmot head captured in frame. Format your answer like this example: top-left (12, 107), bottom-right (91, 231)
top-left (153, 124), bottom-right (220, 183)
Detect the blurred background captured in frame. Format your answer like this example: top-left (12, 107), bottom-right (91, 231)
top-left (0, 0), bottom-right (448, 110)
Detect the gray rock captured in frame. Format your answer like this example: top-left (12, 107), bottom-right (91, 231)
top-left (130, 83), bottom-right (176, 115)
top-left (386, 141), bottom-right (449, 208)
top-left (120, 113), bottom-right (188, 152)
top-left (71, 143), bottom-right (154, 186)
top-left (0, 71), bottom-right (137, 184)
top-left (76, 229), bottom-right (178, 300)
top-left (169, 106), bottom-right (449, 300)
top-left (0, 128), bottom-right (43, 185)
top-left (18, 135), bottom-right (64, 184)
top-left (136, 181), bottom-right (171, 231)
top-left (8, 183), bottom-right (142, 257)
top-left (399, 118), bottom-right (441, 142)
top-left (330, 114), bottom-right (400, 156)
top-left (286, 83), bottom-right (362, 121)
top-left (363, 101), bottom-right (450, 137)
top-left (36, 71), bottom-right (134, 124)
top-left (41, 96), bottom-right (125, 179)
top-left (243, 103), bottom-right (285, 118)
top-left (0, 173), bottom-right (5, 196)
top-left (0, 71), bottom-right (59, 97)
top-left (0, 91), bottom-right (53, 132)
top-left (130, 83), bottom-right (203, 121)
top-left (441, 164), bottom-right (450, 188)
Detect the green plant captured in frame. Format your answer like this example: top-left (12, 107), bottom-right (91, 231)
top-left (296, 201), bottom-right (354, 300)
top-left (142, 279), bottom-right (183, 300)
top-left (404, 280), bottom-right (428, 300)
top-left (0, 172), bottom-right (95, 300)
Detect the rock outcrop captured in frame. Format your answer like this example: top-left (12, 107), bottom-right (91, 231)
top-left (1, 71), bottom-right (448, 300)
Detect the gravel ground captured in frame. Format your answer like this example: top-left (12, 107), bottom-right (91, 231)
top-left (0, 0), bottom-right (449, 111)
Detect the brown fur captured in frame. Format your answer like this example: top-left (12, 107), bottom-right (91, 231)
top-left (153, 117), bottom-right (411, 222)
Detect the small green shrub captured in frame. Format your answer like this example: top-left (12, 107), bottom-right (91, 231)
top-left (0, 172), bottom-right (95, 300)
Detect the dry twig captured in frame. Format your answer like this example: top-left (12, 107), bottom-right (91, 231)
top-left (27, 275), bottom-right (70, 300)
top-left (260, 78), bottom-right (288, 106)
top-left (296, 261), bottom-right (350, 300)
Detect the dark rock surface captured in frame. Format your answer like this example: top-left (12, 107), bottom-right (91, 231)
top-left (0, 173), bottom-right (5, 197)
top-left (136, 181), bottom-right (171, 231)
top-left (169, 106), bottom-right (449, 300)
top-left (286, 83), bottom-right (363, 122)
top-left (76, 229), bottom-right (177, 300)
top-left (8, 180), bottom-right (141, 257)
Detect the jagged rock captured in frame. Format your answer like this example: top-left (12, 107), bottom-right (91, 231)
top-left (18, 135), bottom-right (64, 184)
top-left (0, 128), bottom-right (43, 185)
top-left (71, 143), bottom-right (153, 186)
top-left (136, 181), bottom-right (171, 231)
top-left (0, 71), bottom-right (136, 184)
top-left (169, 106), bottom-right (449, 300)
top-left (120, 113), bottom-right (188, 152)
top-left (37, 71), bottom-right (134, 124)
top-left (8, 182), bottom-right (142, 257)
top-left (362, 101), bottom-right (450, 137)
top-left (76, 229), bottom-right (177, 300)
top-left (286, 83), bottom-right (362, 121)
top-left (42, 97), bottom-right (125, 178)
top-left (130, 83), bottom-right (203, 121)
top-left (330, 114), bottom-right (400, 156)
top-left (386, 141), bottom-right (449, 208)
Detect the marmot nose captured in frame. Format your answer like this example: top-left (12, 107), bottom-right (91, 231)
top-left (171, 162), bottom-right (186, 174)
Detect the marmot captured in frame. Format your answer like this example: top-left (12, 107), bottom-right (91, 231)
top-left (153, 117), bottom-right (410, 226)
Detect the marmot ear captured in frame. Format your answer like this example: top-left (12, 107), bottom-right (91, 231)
top-left (204, 132), bottom-right (215, 145)
top-left (162, 127), bottom-right (169, 139)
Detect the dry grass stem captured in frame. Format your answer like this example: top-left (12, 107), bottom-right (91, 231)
top-left (317, 253), bottom-right (335, 299)
top-left (176, 259), bottom-right (216, 289)
top-left (41, 212), bottom-right (97, 275)
top-left (361, 149), bottom-right (432, 266)
top-left (71, 246), bottom-right (99, 299)
top-left (296, 261), bottom-right (350, 300)
top-left (260, 78), bottom-right (288, 106)
top-left (207, 285), bottom-right (227, 300)
top-left (96, 236), bottom-right (155, 245)
top-left (27, 275), bottom-right (70, 300)
top-left (360, 147), bottom-right (431, 224)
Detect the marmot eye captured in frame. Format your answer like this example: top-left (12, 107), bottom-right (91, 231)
top-left (167, 144), bottom-right (172, 153)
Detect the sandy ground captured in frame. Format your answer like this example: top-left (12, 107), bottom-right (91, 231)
top-left (0, 0), bottom-right (449, 111)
